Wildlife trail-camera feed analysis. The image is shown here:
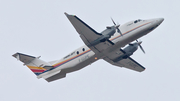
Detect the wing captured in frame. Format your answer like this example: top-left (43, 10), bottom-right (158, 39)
top-left (65, 12), bottom-right (113, 53)
top-left (103, 49), bottom-right (145, 72)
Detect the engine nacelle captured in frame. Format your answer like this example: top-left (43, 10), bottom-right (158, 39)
top-left (123, 43), bottom-right (139, 58)
top-left (113, 43), bottom-right (139, 62)
top-left (89, 26), bottom-right (116, 46)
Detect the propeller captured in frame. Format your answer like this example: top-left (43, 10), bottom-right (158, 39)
top-left (111, 18), bottom-right (123, 36)
top-left (136, 40), bottom-right (145, 54)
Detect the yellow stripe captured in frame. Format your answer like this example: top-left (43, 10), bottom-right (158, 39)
top-left (27, 65), bottom-right (46, 70)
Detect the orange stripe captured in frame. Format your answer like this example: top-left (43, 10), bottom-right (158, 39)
top-left (27, 65), bottom-right (46, 70)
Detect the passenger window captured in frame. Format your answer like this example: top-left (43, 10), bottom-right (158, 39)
top-left (77, 51), bottom-right (79, 54)
top-left (82, 48), bottom-right (85, 51)
top-left (138, 19), bottom-right (142, 22)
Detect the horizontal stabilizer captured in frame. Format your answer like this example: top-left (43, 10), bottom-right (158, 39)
top-left (41, 70), bottom-right (61, 79)
top-left (12, 52), bottom-right (53, 76)
top-left (13, 53), bottom-right (36, 65)
top-left (45, 72), bottom-right (66, 82)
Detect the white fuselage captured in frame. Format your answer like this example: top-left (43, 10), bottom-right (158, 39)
top-left (44, 18), bottom-right (164, 74)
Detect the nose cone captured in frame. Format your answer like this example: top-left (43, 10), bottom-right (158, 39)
top-left (158, 18), bottom-right (164, 24)
top-left (149, 18), bottom-right (164, 29)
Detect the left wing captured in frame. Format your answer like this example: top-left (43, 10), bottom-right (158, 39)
top-left (65, 12), bottom-right (113, 53)
top-left (103, 49), bottom-right (145, 72)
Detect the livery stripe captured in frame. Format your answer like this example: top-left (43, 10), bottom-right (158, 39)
top-left (27, 65), bottom-right (46, 75)
top-left (27, 65), bottom-right (46, 70)
top-left (31, 69), bottom-right (45, 73)
top-left (53, 49), bottom-right (91, 67)
top-left (35, 73), bottom-right (42, 75)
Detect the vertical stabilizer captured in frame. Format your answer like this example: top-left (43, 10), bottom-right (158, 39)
top-left (13, 53), bottom-right (51, 76)
top-left (13, 53), bottom-right (66, 82)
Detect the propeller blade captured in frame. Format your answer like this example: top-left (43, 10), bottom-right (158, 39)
top-left (111, 18), bottom-right (116, 25)
top-left (117, 28), bottom-right (120, 33)
top-left (139, 44), bottom-right (145, 54)
top-left (117, 28), bottom-right (123, 36)
top-left (136, 40), bottom-right (145, 54)
top-left (111, 18), bottom-right (123, 36)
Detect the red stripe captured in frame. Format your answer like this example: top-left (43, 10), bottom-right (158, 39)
top-left (30, 69), bottom-right (45, 73)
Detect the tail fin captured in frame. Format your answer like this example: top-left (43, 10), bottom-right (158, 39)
top-left (13, 53), bottom-right (67, 82)
top-left (12, 53), bottom-right (52, 76)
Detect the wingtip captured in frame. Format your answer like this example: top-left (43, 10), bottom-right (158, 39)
top-left (64, 12), bottom-right (68, 16)
top-left (141, 68), bottom-right (146, 72)
top-left (12, 52), bottom-right (19, 58)
top-left (64, 12), bottom-right (76, 17)
top-left (12, 52), bottom-right (20, 60)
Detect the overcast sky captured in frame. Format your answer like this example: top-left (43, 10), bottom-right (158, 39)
top-left (0, 0), bottom-right (179, 101)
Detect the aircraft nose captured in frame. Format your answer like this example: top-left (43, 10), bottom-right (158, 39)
top-left (158, 18), bottom-right (164, 24)
top-left (151, 18), bottom-right (164, 27)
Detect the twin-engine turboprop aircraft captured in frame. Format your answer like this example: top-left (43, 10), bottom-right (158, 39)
top-left (13, 13), bottom-right (164, 82)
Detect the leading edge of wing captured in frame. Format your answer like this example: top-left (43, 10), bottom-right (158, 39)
top-left (64, 12), bottom-right (101, 35)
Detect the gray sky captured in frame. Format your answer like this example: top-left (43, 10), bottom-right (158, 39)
top-left (0, 0), bottom-right (179, 101)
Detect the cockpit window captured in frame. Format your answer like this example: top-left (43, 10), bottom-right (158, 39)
top-left (127, 19), bottom-right (143, 26)
top-left (134, 19), bottom-right (142, 23)
top-left (134, 20), bottom-right (138, 23)
top-left (138, 19), bottom-right (142, 21)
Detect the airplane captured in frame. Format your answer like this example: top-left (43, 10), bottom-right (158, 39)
top-left (12, 12), bottom-right (164, 82)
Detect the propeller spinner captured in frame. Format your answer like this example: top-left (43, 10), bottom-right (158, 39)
top-left (111, 18), bottom-right (123, 36)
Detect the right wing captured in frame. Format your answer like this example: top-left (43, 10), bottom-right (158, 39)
top-left (65, 13), bottom-right (114, 53)
top-left (103, 49), bottom-right (145, 72)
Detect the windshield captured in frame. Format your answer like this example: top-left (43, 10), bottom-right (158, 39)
top-left (134, 19), bottom-right (142, 23)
